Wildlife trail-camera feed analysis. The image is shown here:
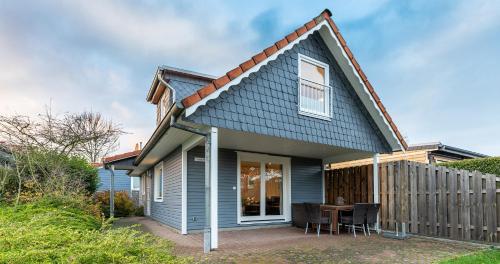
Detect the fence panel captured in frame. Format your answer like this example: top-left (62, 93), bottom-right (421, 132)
top-left (327, 160), bottom-right (499, 243)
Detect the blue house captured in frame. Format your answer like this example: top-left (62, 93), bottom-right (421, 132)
top-left (107, 9), bottom-right (407, 250)
top-left (98, 150), bottom-right (141, 203)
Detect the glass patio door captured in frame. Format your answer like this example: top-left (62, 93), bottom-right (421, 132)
top-left (238, 152), bottom-right (289, 223)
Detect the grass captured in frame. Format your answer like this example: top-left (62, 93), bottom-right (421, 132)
top-left (0, 196), bottom-right (190, 264)
top-left (439, 248), bottom-right (500, 264)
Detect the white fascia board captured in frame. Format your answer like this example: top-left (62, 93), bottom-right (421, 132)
top-left (185, 19), bottom-right (403, 151)
top-left (318, 26), bottom-right (403, 151)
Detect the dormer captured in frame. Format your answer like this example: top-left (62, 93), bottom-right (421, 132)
top-left (146, 66), bottom-right (215, 126)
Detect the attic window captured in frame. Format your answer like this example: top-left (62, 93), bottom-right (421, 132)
top-left (298, 54), bottom-right (331, 119)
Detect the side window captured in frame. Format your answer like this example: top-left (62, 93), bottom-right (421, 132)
top-left (298, 54), bottom-right (331, 119)
top-left (131, 177), bottom-right (140, 191)
top-left (154, 163), bottom-right (163, 202)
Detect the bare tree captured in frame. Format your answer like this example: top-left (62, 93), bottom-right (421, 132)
top-left (0, 107), bottom-right (125, 162)
top-left (72, 112), bottom-right (124, 162)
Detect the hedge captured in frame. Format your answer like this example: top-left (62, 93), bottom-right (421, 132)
top-left (440, 157), bottom-right (500, 176)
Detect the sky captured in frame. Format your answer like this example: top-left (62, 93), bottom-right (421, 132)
top-left (1, 0), bottom-right (499, 156)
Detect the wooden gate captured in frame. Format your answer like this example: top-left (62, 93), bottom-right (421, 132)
top-left (325, 161), bottom-right (499, 242)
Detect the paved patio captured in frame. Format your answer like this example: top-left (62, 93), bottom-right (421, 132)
top-left (116, 217), bottom-right (485, 263)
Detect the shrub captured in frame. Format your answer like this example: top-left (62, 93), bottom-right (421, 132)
top-left (0, 149), bottom-right (98, 203)
top-left (0, 198), bottom-right (188, 263)
top-left (440, 157), bottom-right (500, 176)
top-left (95, 191), bottom-right (140, 218)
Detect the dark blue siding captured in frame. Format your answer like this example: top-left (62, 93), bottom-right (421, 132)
top-left (187, 147), bottom-right (322, 231)
top-left (291, 158), bottom-right (323, 203)
top-left (186, 32), bottom-right (391, 153)
top-left (187, 146), bottom-right (206, 230)
top-left (97, 168), bottom-right (131, 192)
top-left (150, 147), bottom-right (182, 230)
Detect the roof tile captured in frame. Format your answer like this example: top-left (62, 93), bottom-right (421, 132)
top-left (213, 75), bottom-right (230, 89)
top-left (240, 59), bottom-right (256, 72)
top-left (197, 83), bottom-right (216, 98)
top-left (304, 20), bottom-right (316, 30)
top-left (295, 26), bottom-right (308, 36)
top-left (275, 38), bottom-right (289, 49)
top-left (285, 32), bottom-right (299, 43)
top-left (252, 52), bottom-right (267, 64)
top-left (264, 44), bottom-right (278, 57)
top-left (227, 66), bottom-right (243, 80)
top-left (182, 93), bottom-right (202, 107)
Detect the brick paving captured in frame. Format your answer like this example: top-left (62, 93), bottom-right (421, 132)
top-left (117, 217), bottom-right (484, 263)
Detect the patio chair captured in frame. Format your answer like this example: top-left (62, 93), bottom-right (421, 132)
top-left (292, 203), bottom-right (306, 228)
top-left (365, 203), bottom-right (380, 236)
top-left (338, 203), bottom-right (368, 238)
top-left (304, 203), bottom-right (332, 237)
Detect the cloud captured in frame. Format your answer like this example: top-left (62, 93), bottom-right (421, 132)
top-left (366, 0), bottom-right (500, 155)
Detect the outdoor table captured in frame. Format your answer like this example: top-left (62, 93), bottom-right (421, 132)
top-left (320, 204), bottom-right (354, 234)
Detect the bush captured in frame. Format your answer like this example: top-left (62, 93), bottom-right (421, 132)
top-left (0, 197), bottom-right (188, 263)
top-left (95, 191), bottom-right (140, 218)
top-left (0, 149), bottom-right (98, 203)
top-left (440, 157), bottom-right (500, 176)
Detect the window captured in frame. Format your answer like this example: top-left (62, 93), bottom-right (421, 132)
top-left (237, 152), bottom-right (290, 224)
top-left (154, 163), bottom-right (163, 202)
top-left (131, 177), bottom-right (140, 191)
top-left (298, 54), bottom-right (330, 119)
top-left (157, 89), bottom-right (172, 125)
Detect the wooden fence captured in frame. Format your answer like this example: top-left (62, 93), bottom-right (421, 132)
top-left (325, 161), bottom-right (499, 243)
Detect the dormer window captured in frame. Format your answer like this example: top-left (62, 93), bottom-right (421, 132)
top-left (157, 88), bottom-right (172, 124)
top-left (298, 54), bottom-right (331, 119)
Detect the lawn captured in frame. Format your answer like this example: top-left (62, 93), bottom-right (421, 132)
top-left (0, 197), bottom-right (189, 264)
top-left (439, 249), bottom-right (500, 264)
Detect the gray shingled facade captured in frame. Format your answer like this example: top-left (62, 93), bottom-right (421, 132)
top-left (185, 32), bottom-right (391, 154)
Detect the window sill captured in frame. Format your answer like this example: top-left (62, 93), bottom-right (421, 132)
top-left (298, 110), bottom-right (331, 121)
top-left (154, 198), bottom-right (163, 203)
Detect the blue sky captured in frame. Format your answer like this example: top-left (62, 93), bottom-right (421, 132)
top-left (1, 0), bottom-right (499, 155)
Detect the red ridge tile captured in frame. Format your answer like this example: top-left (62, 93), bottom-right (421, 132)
top-left (182, 93), bottom-right (202, 108)
top-left (264, 44), bottom-right (278, 57)
top-left (240, 59), bottom-right (256, 72)
top-left (295, 26), bottom-right (308, 36)
top-left (252, 52), bottom-right (267, 64)
top-left (227, 66), bottom-right (244, 80)
top-left (213, 75), bottom-right (230, 89)
top-left (275, 38), bottom-right (289, 49)
top-left (197, 83), bottom-right (216, 98)
top-left (285, 32), bottom-right (299, 43)
top-left (305, 20), bottom-right (316, 30)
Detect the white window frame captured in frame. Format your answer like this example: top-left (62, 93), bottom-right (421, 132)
top-left (153, 162), bottom-right (164, 202)
top-left (236, 151), bottom-right (291, 224)
top-left (130, 176), bottom-right (140, 191)
top-left (297, 53), bottom-right (331, 120)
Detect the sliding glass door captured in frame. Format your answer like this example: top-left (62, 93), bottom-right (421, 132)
top-left (238, 152), bottom-right (290, 223)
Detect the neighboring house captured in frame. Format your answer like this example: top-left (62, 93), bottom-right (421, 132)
top-left (330, 142), bottom-right (488, 169)
top-left (98, 150), bottom-right (141, 203)
top-left (106, 9), bottom-right (407, 249)
top-left (0, 142), bottom-right (12, 166)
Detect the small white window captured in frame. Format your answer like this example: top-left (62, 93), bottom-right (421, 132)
top-left (131, 177), bottom-right (140, 191)
top-left (298, 54), bottom-right (331, 119)
top-left (154, 163), bottom-right (164, 202)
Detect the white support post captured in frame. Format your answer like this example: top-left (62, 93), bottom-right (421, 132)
top-left (210, 127), bottom-right (218, 249)
top-left (321, 161), bottom-right (326, 204)
top-left (373, 153), bottom-right (380, 233)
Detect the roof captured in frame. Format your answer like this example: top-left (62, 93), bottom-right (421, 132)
top-left (408, 142), bottom-right (488, 158)
top-left (102, 150), bottom-right (141, 164)
top-left (178, 9), bottom-right (408, 150)
top-left (147, 66), bottom-right (215, 105)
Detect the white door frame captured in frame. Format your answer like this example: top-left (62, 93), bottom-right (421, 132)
top-left (236, 151), bottom-right (291, 224)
